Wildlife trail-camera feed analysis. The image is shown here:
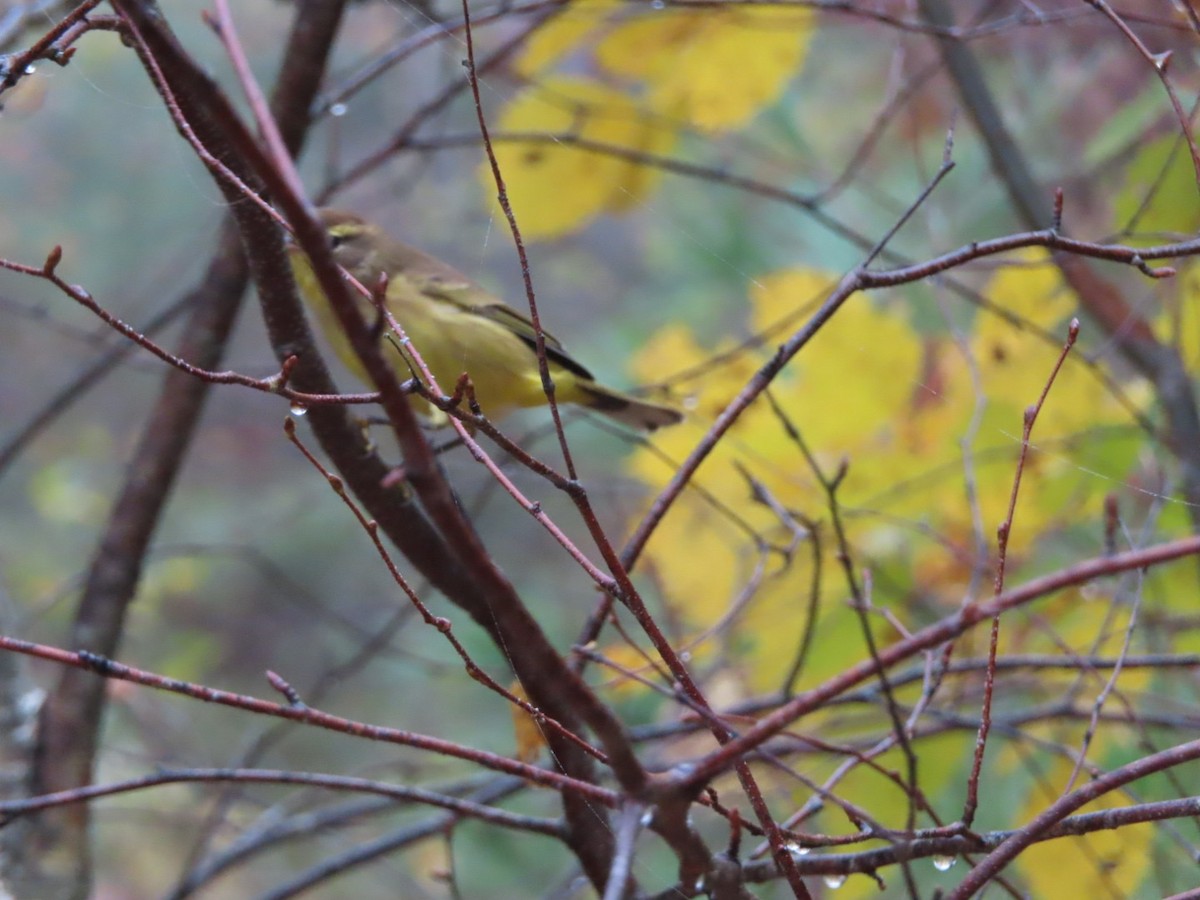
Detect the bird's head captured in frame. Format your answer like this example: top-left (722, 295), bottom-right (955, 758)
top-left (316, 209), bottom-right (383, 282)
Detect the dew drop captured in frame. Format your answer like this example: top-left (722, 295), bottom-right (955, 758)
top-left (329, 102), bottom-right (348, 118)
top-left (682, 393), bottom-right (700, 411)
top-left (290, 402), bottom-right (308, 416)
top-left (785, 841), bottom-right (810, 857)
top-left (693, 875), bottom-right (706, 892)
top-left (640, 809), bottom-right (654, 827)
top-left (672, 761), bottom-right (697, 778)
top-left (932, 854), bottom-right (956, 871)
top-left (24, 65), bottom-right (36, 75)
top-left (18, 687), bottom-right (45, 717)
top-left (823, 874), bottom-right (846, 889)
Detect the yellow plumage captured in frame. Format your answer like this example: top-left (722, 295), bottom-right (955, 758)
top-left (288, 209), bottom-right (682, 431)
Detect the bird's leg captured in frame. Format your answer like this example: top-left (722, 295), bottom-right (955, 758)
top-left (367, 271), bottom-right (390, 342)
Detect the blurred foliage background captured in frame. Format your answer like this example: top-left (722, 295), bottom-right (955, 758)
top-left (4, 1), bottom-right (1200, 898)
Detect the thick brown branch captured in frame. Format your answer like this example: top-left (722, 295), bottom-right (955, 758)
top-left (20, 4), bottom-right (349, 898)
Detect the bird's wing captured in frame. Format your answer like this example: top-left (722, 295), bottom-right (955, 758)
top-left (416, 274), bottom-right (596, 381)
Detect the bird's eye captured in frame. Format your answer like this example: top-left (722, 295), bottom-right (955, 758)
top-left (329, 232), bottom-right (346, 250)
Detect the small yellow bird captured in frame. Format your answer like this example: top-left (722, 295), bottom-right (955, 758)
top-left (289, 209), bottom-right (683, 431)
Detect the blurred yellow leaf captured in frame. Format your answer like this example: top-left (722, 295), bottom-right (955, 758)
top-left (747, 268), bottom-right (838, 336)
top-left (510, 681), bottom-right (546, 763)
top-left (1015, 758), bottom-right (1153, 897)
top-left (409, 836), bottom-right (454, 893)
top-left (487, 77), bottom-right (675, 239)
top-left (971, 250), bottom-right (1076, 414)
top-left (830, 733), bottom-right (971, 831)
top-left (1144, 556), bottom-right (1200, 653)
top-left (628, 323), bottom-right (762, 424)
top-left (1113, 133), bottom-right (1200, 236)
top-left (625, 271), bottom-right (929, 687)
top-left (1155, 263), bottom-right (1200, 369)
top-left (963, 250), bottom-right (1137, 550)
top-left (29, 459), bottom-right (109, 525)
top-left (1057, 595), bottom-right (1151, 696)
top-left (593, 642), bottom-right (660, 698)
top-left (739, 578), bottom-right (853, 693)
top-left (624, 256), bottom-right (1145, 681)
top-left (515, 0), bottom-right (622, 77)
top-left (752, 273), bottom-right (922, 453)
top-left (596, 7), bottom-right (814, 132)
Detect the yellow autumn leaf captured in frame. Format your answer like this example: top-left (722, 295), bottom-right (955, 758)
top-left (972, 250), bottom-right (1077, 415)
top-left (829, 733), bottom-right (972, 832)
top-left (1053, 594), bottom-right (1151, 697)
top-left (596, 7), bottom-right (814, 132)
top-left (977, 249), bottom-right (1074, 324)
top-left (509, 681), bottom-right (546, 763)
top-left (735, 574), bottom-right (855, 693)
top-left (1113, 132), bottom-right (1200, 236)
top-left (1142, 552), bottom-right (1200, 655)
top-left (592, 642), bottom-right (661, 697)
top-left (625, 273), bottom-right (930, 688)
top-left (624, 257), bottom-right (1145, 683)
top-left (627, 332), bottom-right (818, 676)
top-left (1015, 758), bottom-right (1153, 897)
top-left (514, 0), bottom-right (622, 77)
top-left (595, 13), bottom-right (695, 81)
top-left (409, 836), bottom-right (454, 893)
top-left (628, 323), bottom-right (763, 425)
top-left (1155, 262), bottom-right (1200, 368)
top-left (962, 249), bottom-right (1140, 549)
top-left (487, 77), bottom-right (675, 239)
top-left (634, 447), bottom-right (780, 630)
top-left (749, 271), bottom-right (922, 454)
top-left (747, 267), bottom-right (837, 338)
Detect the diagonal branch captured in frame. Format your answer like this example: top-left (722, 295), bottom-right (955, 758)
top-left (102, 1), bottom-right (657, 892)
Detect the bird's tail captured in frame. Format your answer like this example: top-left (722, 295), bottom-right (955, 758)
top-left (576, 381), bottom-right (684, 431)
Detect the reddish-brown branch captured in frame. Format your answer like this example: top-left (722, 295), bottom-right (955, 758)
top-left (0, 0), bottom-right (107, 91)
top-left (724, 794), bottom-right (1200, 886)
top-left (326, 8), bottom-right (562, 200)
top-left (1, 767), bottom-right (563, 838)
top-left (7, 636), bottom-right (617, 802)
top-left (671, 534), bottom-right (1200, 794)
top-left (460, 0), bottom-right (577, 479)
top-left (100, 6), bottom-right (656, 894)
top-left (963, 319), bottom-right (1080, 828)
top-left (0, 254), bottom-right (379, 408)
top-left (22, 5), bottom-right (351, 898)
top-left (1085, 1), bottom-right (1200, 186)
top-left (284, 418), bottom-right (608, 766)
top-left (948, 739), bottom-right (1200, 899)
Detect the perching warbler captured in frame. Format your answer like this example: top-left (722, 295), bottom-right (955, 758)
top-left (289, 209), bottom-right (683, 430)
